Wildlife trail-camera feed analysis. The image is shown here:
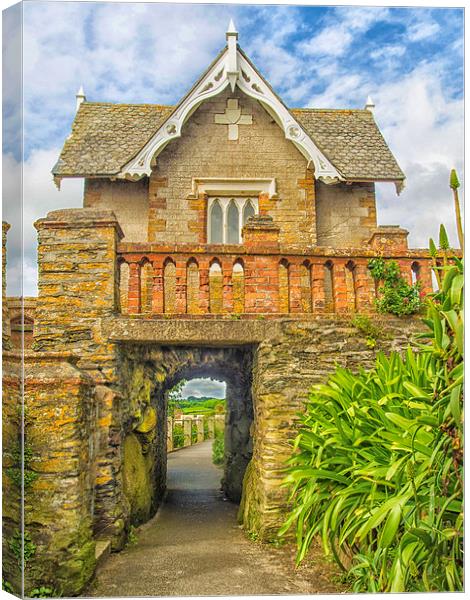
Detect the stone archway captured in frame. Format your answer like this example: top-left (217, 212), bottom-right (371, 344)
top-left (105, 344), bottom-right (255, 532)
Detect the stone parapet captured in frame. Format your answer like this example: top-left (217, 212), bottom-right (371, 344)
top-left (33, 208), bottom-right (123, 382)
top-left (2, 221), bottom-right (11, 349)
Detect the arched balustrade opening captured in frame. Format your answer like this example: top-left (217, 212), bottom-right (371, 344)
top-left (345, 260), bottom-right (357, 312)
top-left (232, 261), bottom-right (245, 314)
top-left (300, 261), bottom-right (312, 313)
top-left (209, 261), bottom-right (223, 313)
top-left (140, 260), bottom-right (153, 314)
top-left (164, 259), bottom-right (177, 314)
top-left (324, 261), bottom-right (335, 312)
top-left (411, 261), bottom-right (421, 285)
top-left (187, 259), bottom-right (200, 314)
top-left (119, 261), bottom-right (130, 314)
top-left (279, 259), bottom-right (290, 313)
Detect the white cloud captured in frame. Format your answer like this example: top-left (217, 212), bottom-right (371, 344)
top-left (182, 378), bottom-right (226, 399)
top-left (3, 148), bottom-right (83, 296)
top-left (407, 19), bottom-right (440, 42)
top-left (370, 45), bottom-right (406, 60)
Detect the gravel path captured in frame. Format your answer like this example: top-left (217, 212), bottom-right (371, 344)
top-left (87, 441), bottom-right (342, 597)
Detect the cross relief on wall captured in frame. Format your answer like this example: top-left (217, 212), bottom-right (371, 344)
top-left (214, 98), bottom-right (253, 140)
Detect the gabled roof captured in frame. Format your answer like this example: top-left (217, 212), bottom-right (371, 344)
top-left (53, 102), bottom-right (405, 184)
top-left (292, 109), bottom-right (404, 183)
top-left (53, 23), bottom-right (405, 192)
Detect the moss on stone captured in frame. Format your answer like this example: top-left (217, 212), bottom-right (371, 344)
top-left (122, 433), bottom-right (152, 524)
top-left (135, 406), bottom-right (157, 433)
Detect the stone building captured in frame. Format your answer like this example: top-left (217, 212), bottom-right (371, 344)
top-left (3, 24), bottom-right (436, 596)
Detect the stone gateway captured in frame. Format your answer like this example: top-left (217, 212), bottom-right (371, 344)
top-left (3, 23), bottom-right (434, 596)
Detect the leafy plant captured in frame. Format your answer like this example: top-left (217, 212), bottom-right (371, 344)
top-left (9, 530), bottom-right (36, 566)
top-left (368, 258), bottom-right (422, 316)
top-left (2, 578), bottom-right (15, 595)
top-left (29, 587), bottom-right (54, 598)
top-left (280, 256), bottom-right (463, 592)
top-left (212, 431), bottom-right (224, 466)
top-left (172, 424), bottom-right (184, 449)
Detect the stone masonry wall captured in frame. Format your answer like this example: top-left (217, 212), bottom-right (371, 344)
top-left (84, 178), bottom-right (149, 243)
top-left (315, 180), bottom-right (377, 247)
top-left (151, 86), bottom-right (315, 247)
top-left (239, 316), bottom-right (424, 539)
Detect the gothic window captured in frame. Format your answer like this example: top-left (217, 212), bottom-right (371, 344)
top-left (227, 199), bottom-right (240, 244)
top-left (242, 199), bottom-right (255, 226)
top-left (210, 200), bottom-right (223, 244)
top-left (208, 197), bottom-right (259, 244)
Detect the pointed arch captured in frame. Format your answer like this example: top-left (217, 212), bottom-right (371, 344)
top-left (209, 199), bottom-right (223, 244)
top-left (227, 199), bottom-right (240, 244)
top-left (120, 48), bottom-right (343, 184)
top-left (242, 199), bottom-right (256, 226)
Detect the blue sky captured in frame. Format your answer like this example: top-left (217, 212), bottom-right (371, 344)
top-left (2, 1), bottom-right (465, 297)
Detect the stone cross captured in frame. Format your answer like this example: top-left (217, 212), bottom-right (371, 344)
top-left (214, 98), bottom-right (252, 140)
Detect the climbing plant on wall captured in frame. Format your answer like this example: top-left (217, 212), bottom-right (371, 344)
top-left (368, 258), bottom-right (422, 316)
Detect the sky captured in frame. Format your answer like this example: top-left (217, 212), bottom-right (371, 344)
top-left (2, 0), bottom-right (465, 300)
top-left (181, 378), bottom-right (227, 399)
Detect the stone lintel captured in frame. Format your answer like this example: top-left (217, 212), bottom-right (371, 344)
top-left (34, 208), bottom-right (125, 239)
top-left (102, 316), bottom-right (279, 346)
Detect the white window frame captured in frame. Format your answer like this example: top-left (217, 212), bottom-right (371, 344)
top-left (208, 196), bottom-right (259, 244)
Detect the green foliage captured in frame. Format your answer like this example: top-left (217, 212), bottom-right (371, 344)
top-left (6, 442), bottom-right (39, 489)
top-left (2, 578), bottom-right (15, 595)
top-left (439, 225), bottom-right (450, 252)
top-left (167, 379), bottom-right (187, 417)
top-left (29, 587), bottom-right (55, 598)
top-left (280, 259), bottom-right (463, 592)
top-left (351, 314), bottom-right (389, 348)
top-left (9, 530), bottom-right (36, 566)
top-left (191, 422), bottom-right (198, 444)
top-left (368, 258), bottom-right (422, 315)
top-left (126, 525), bottom-right (138, 547)
top-left (212, 430), bottom-right (225, 466)
top-left (172, 424), bottom-right (184, 449)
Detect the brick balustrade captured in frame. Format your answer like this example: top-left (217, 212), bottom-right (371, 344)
top-left (117, 241), bottom-right (435, 317)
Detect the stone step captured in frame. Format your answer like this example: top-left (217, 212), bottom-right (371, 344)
top-left (95, 540), bottom-right (111, 567)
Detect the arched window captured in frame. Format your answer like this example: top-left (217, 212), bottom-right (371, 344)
top-left (242, 199), bottom-right (255, 226)
top-left (210, 200), bottom-right (223, 243)
top-left (227, 199), bottom-right (240, 244)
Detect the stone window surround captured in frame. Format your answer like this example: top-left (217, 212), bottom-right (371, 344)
top-left (208, 196), bottom-right (258, 244)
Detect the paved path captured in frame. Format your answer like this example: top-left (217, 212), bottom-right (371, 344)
top-left (87, 441), bottom-right (340, 597)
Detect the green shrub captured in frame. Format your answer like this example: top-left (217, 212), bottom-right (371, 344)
top-left (368, 258), bottom-right (422, 316)
top-left (172, 424), bottom-right (184, 449)
top-left (191, 422), bottom-right (198, 444)
top-left (212, 431), bottom-right (224, 466)
top-left (280, 257), bottom-right (463, 592)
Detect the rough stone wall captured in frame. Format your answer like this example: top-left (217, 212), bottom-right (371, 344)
top-left (149, 87), bottom-right (315, 248)
top-left (2, 222), bottom-right (11, 349)
top-left (315, 180), bottom-right (377, 247)
top-left (239, 316), bottom-right (424, 540)
top-left (84, 178), bottom-right (149, 242)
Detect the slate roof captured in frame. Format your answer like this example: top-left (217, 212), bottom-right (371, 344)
top-left (53, 101), bottom-right (405, 183)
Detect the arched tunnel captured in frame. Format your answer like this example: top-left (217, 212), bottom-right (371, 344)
top-left (95, 344), bottom-right (255, 534)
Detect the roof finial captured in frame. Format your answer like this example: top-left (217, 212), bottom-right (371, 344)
top-left (76, 85), bottom-right (86, 113)
top-left (226, 19), bottom-right (238, 39)
top-left (365, 95), bottom-right (375, 111)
